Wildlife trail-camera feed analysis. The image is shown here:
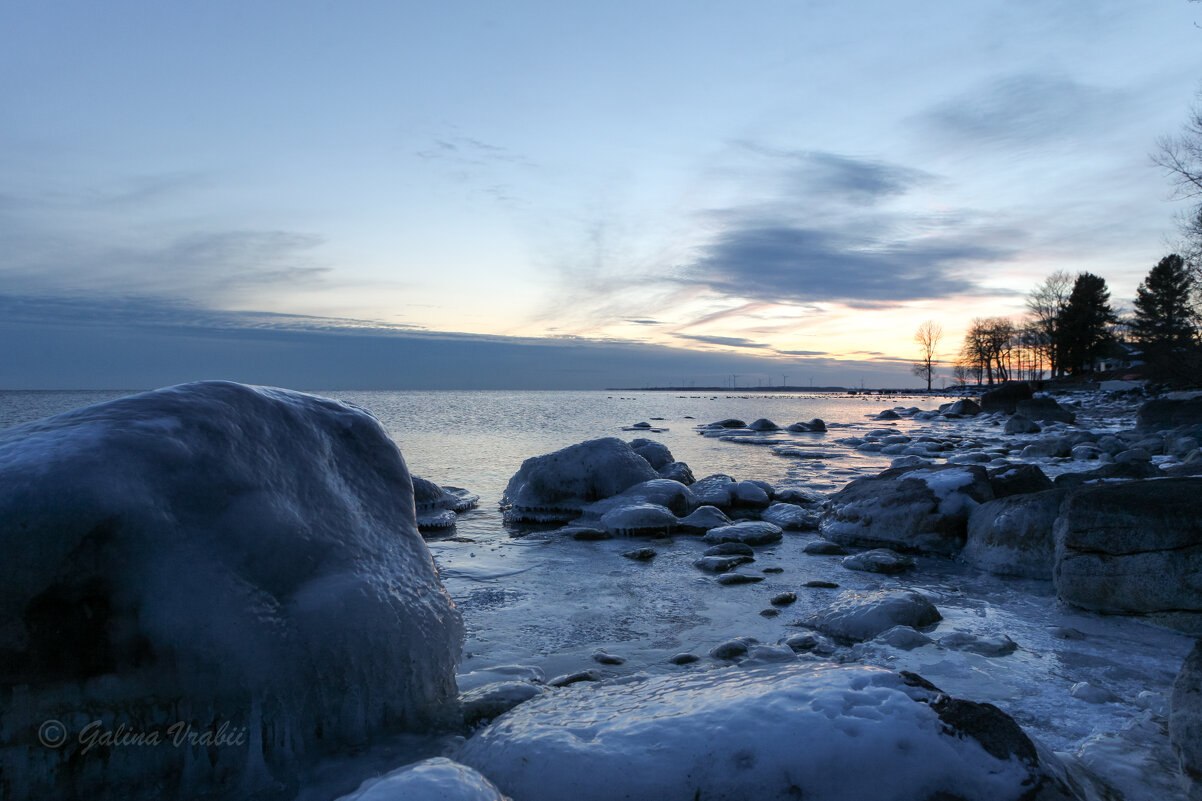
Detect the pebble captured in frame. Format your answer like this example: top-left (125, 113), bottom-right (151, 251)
top-left (759, 608), bottom-right (781, 617)
top-left (622, 547), bottom-right (657, 561)
top-left (770, 592), bottom-right (797, 606)
top-left (669, 652), bottom-right (700, 665)
top-left (716, 573), bottom-right (765, 585)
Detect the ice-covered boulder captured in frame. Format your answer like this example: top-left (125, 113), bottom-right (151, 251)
top-left (457, 663), bottom-right (1084, 801)
top-left (760, 502), bottom-right (818, 530)
top-left (748, 417), bottom-right (779, 431)
top-left (413, 475), bottom-right (480, 531)
top-left (1054, 477), bottom-right (1202, 630)
top-left (987, 463), bottom-right (1053, 499)
top-left (501, 437), bottom-right (661, 523)
top-left (336, 757), bottom-right (510, 801)
top-left (676, 505), bottom-right (732, 533)
top-left (820, 464), bottom-right (994, 555)
top-left (805, 588), bottom-right (941, 642)
top-left (598, 503), bottom-right (678, 537)
top-left (1171, 640), bottom-right (1202, 799)
top-left (1138, 397), bottom-right (1202, 431)
top-left (1004, 414), bottom-right (1041, 435)
top-left (1015, 398), bottom-right (1074, 424)
top-left (945, 398), bottom-right (982, 416)
top-left (963, 489), bottom-right (1066, 580)
top-left (701, 520), bottom-right (783, 546)
top-left (0, 381), bottom-right (463, 799)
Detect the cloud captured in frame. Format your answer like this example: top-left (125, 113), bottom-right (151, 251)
top-left (779, 349), bottom-right (828, 356)
top-left (914, 73), bottom-right (1122, 150)
top-left (673, 334), bottom-right (770, 349)
top-left (734, 143), bottom-right (935, 205)
top-left (625, 318), bottom-right (662, 325)
top-left (684, 224), bottom-right (1011, 306)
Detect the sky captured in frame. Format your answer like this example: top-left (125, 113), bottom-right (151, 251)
top-left (2, 1), bottom-right (1201, 390)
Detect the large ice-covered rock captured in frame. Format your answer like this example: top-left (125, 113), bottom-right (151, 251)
top-left (963, 489), bottom-right (1067, 580)
top-left (1054, 477), bottom-right (1202, 630)
top-left (335, 757), bottom-right (510, 801)
top-left (501, 437), bottom-right (661, 523)
top-left (0, 381), bottom-right (463, 799)
top-left (1171, 640), bottom-right (1202, 800)
top-left (457, 664), bottom-right (1086, 801)
top-left (820, 464), bottom-right (994, 555)
top-left (981, 381), bottom-right (1034, 414)
top-left (805, 588), bottom-right (941, 642)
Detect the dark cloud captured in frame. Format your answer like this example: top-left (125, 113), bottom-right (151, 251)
top-left (625, 318), bottom-right (662, 325)
top-left (673, 334), bottom-right (770, 349)
top-left (685, 224), bottom-right (1011, 306)
top-left (915, 73), bottom-right (1120, 149)
top-left (736, 144), bottom-right (934, 205)
top-left (778, 349), bottom-right (828, 356)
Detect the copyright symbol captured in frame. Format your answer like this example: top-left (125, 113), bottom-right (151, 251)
top-left (38, 720), bottom-right (67, 748)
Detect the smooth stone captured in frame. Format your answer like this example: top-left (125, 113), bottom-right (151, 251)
top-left (716, 572), bottom-right (766, 585)
top-left (770, 592), bottom-right (797, 606)
top-left (842, 548), bottom-right (915, 574)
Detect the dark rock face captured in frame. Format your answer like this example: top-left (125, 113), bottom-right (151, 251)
top-left (1171, 640), bottom-right (1202, 799)
top-left (945, 399), bottom-right (982, 416)
top-left (981, 381), bottom-right (1034, 414)
top-left (1139, 398), bottom-right (1202, 431)
top-left (964, 489), bottom-right (1067, 580)
top-left (1015, 398), bottom-right (1075, 423)
top-left (1054, 478), bottom-right (1202, 630)
top-left (1004, 414), bottom-right (1041, 435)
top-left (820, 464), bottom-right (994, 555)
top-left (1052, 461), bottom-right (1162, 489)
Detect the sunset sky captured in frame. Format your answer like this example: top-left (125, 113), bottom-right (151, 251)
top-left (3, 1), bottom-right (1201, 389)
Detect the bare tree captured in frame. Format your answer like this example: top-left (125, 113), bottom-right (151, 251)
top-left (960, 317), bottom-right (1016, 386)
top-left (1026, 271), bottom-right (1072, 376)
top-left (910, 321), bottom-right (942, 392)
top-left (1154, 94), bottom-right (1202, 257)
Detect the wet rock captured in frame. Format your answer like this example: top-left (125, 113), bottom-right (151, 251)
top-left (841, 548), bottom-right (915, 574)
top-left (689, 474), bottom-right (737, 507)
top-left (804, 580), bottom-right (840, 588)
top-left (547, 669), bottom-right (603, 687)
top-left (945, 398), bottom-right (982, 416)
top-left (805, 589), bottom-right (942, 643)
top-left (622, 547), bottom-right (658, 561)
top-left (564, 526), bottom-right (613, 541)
top-left (1071, 682), bottom-right (1118, 704)
top-left (938, 631), bottom-right (1019, 657)
top-left (413, 475), bottom-right (481, 531)
top-left (669, 652), bottom-right (700, 665)
top-left (748, 418), bottom-right (779, 431)
top-left (760, 608), bottom-right (781, 617)
top-left (876, 409), bottom-right (901, 420)
top-left (599, 503), bottom-right (678, 537)
top-left (803, 538), bottom-right (847, 555)
top-left (876, 625), bottom-right (933, 650)
top-left (775, 487), bottom-right (823, 505)
top-left (788, 418), bottom-right (827, 432)
top-left (701, 520), bottom-right (783, 546)
top-left (704, 541), bottom-right (755, 557)
top-left (693, 555), bottom-right (754, 573)
top-left (762, 566), bottom-right (784, 574)
top-left (821, 464), bottom-right (994, 555)
top-left (658, 461), bottom-right (696, 484)
top-left (709, 636), bottom-right (757, 659)
top-left (1020, 437), bottom-right (1071, 459)
top-left (629, 437), bottom-right (674, 469)
top-left (963, 489), bottom-right (1067, 580)
top-left (771, 591), bottom-right (797, 606)
top-left (715, 572), bottom-right (766, 585)
top-left (1052, 460), bottom-right (1163, 488)
top-left (1054, 477), bottom-right (1202, 630)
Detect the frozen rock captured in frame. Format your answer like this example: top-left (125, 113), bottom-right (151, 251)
top-left (771, 591), bottom-right (797, 606)
top-left (592, 649), bottom-right (627, 665)
top-left (457, 663), bottom-right (1084, 801)
top-left (598, 503), bottom-right (678, 537)
top-left (732, 479), bottom-right (772, 508)
top-left (787, 418), bottom-right (826, 432)
top-left (460, 681), bottom-right (546, 726)
top-left (1015, 397), bottom-right (1075, 424)
top-left (938, 631), bottom-right (1019, 657)
top-left (1070, 682), bottom-right (1118, 704)
top-left (621, 547), bottom-right (658, 561)
top-left (0, 381), bottom-right (463, 799)
top-left (1051, 460), bottom-right (1162, 489)
top-left (547, 669), bottom-right (603, 687)
top-left (775, 487), bottom-right (823, 505)
top-left (963, 489), bottom-right (1066, 580)
top-left (876, 625), bottom-right (933, 650)
top-left (628, 437), bottom-right (673, 469)
top-left (1054, 477), bottom-right (1202, 630)
top-left (689, 474), bottom-right (737, 507)
top-left (583, 478), bottom-right (699, 518)
top-left (820, 464), bottom-right (994, 555)
top-left (413, 475), bottom-right (480, 531)
top-left (742, 644), bottom-right (798, 663)
top-left (335, 757), bottom-right (510, 801)
top-left (1004, 414), bottom-right (1041, 435)
top-left (669, 652), bottom-right (700, 665)
top-left (1171, 640), bottom-right (1202, 799)
top-left (841, 548), bottom-right (915, 574)
top-left (676, 504), bottom-right (731, 533)
top-left (876, 409), bottom-right (901, 419)
top-left (693, 555), bottom-right (754, 573)
top-left (805, 589), bottom-right (941, 642)
top-left (502, 438), bottom-right (660, 524)
top-left (748, 418), bottom-right (779, 431)
top-left (945, 398), bottom-right (982, 416)
top-left (705, 418), bottom-right (747, 429)
top-left (701, 521), bottom-right (783, 546)
top-left (709, 636), bottom-right (757, 659)
top-left (1020, 437), bottom-right (1071, 458)
top-left (760, 502), bottom-right (819, 530)
top-left (657, 461), bottom-right (696, 484)
top-left (715, 572), bottom-right (765, 585)
top-left (1114, 447), bottom-right (1152, 464)
top-left (783, 632), bottom-right (836, 654)
top-left (703, 541), bottom-right (755, 556)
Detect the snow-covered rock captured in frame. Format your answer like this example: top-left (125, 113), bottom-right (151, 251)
top-left (963, 489), bottom-right (1066, 580)
top-left (456, 664), bottom-right (1084, 801)
top-left (820, 464), bottom-right (994, 555)
top-left (0, 381), bottom-right (463, 799)
top-left (335, 757), bottom-right (510, 801)
top-left (1054, 478), bottom-right (1202, 630)
top-left (805, 589), bottom-right (941, 643)
top-left (501, 438), bottom-right (661, 523)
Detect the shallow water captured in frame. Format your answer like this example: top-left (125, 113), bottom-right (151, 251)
top-left (3, 388), bottom-right (1192, 800)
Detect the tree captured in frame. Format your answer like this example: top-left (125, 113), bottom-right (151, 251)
top-left (911, 321), bottom-right (942, 391)
top-left (1132, 254), bottom-right (1200, 381)
top-left (1025, 271), bottom-right (1072, 376)
top-left (959, 317), bottom-right (1015, 386)
top-left (1154, 95), bottom-right (1202, 256)
top-left (1058, 272), bottom-right (1116, 374)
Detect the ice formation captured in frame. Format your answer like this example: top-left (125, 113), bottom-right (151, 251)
top-left (412, 475), bottom-right (479, 532)
top-left (0, 381), bottom-right (463, 799)
top-left (457, 664), bottom-right (1088, 801)
top-left (334, 757), bottom-right (510, 801)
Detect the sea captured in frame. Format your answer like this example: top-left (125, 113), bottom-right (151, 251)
top-left (0, 387), bottom-right (1193, 800)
